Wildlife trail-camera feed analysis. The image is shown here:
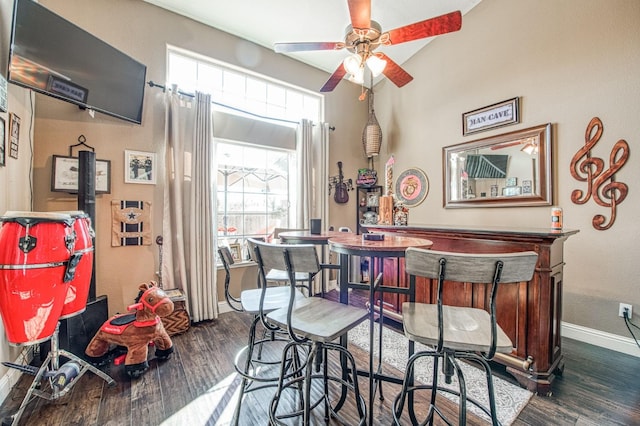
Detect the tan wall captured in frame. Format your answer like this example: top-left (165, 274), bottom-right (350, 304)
top-left (26, 0), bottom-right (366, 315)
top-left (372, 0), bottom-right (640, 338)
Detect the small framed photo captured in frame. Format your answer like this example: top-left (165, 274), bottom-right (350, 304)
top-left (229, 243), bottom-right (242, 261)
top-left (490, 184), bottom-right (498, 197)
top-left (125, 150), bottom-right (156, 184)
top-left (9, 113), bottom-right (20, 159)
top-left (0, 117), bottom-right (5, 167)
top-left (366, 192), bottom-right (379, 207)
top-left (502, 186), bottom-right (522, 197)
top-left (505, 177), bottom-right (517, 187)
top-left (522, 179), bottom-right (533, 194)
top-left (51, 155), bottom-right (111, 194)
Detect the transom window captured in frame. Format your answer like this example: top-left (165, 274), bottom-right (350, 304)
top-left (167, 46), bottom-right (322, 123)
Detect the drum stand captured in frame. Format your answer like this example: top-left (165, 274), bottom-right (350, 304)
top-left (2, 322), bottom-right (116, 426)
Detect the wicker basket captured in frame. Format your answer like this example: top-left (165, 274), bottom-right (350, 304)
top-left (362, 90), bottom-right (382, 157)
top-left (161, 288), bottom-right (190, 336)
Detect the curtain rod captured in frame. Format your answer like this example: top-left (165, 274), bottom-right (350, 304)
top-left (147, 80), bottom-right (335, 130)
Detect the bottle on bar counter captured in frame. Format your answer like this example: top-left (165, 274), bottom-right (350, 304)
top-left (551, 206), bottom-right (563, 230)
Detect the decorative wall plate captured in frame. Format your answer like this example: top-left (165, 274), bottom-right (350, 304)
top-left (395, 167), bottom-right (429, 207)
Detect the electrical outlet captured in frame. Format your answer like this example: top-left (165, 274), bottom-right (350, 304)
top-left (618, 303), bottom-right (632, 318)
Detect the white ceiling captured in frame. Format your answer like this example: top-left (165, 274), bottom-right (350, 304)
top-left (143, 0), bottom-right (482, 75)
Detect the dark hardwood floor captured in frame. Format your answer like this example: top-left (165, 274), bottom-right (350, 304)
top-left (0, 290), bottom-right (638, 425)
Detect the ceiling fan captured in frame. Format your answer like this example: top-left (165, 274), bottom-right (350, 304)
top-left (273, 0), bottom-right (462, 92)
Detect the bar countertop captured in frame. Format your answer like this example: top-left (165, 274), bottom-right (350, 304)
top-left (362, 223), bottom-right (580, 239)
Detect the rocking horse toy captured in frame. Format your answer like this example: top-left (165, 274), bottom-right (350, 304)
top-left (86, 281), bottom-right (174, 378)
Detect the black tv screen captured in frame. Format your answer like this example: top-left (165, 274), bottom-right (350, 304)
top-left (8, 0), bottom-right (146, 124)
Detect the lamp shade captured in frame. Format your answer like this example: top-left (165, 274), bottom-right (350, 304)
top-left (366, 55), bottom-right (387, 77)
top-left (343, 54), bottom-right (362, 75)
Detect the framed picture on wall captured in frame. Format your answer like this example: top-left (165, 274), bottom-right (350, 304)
top-left (0, 117), bottom-right (5, 167)
top-left (9, 113), bottom-right (20, 159)
top-left (462, 97), bottom-right (520, 136)
top-left (125, 150), bottom-right (156, 184)
top-left (51, 155), bottom-right (112, 194)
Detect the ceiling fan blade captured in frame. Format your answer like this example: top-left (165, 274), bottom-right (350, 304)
top-left (347, 0), bottom-right (371, 29)
top-left (274, 42), bottom-right (344, 53)
top-left (378, 53), bottom-right (413, 88)
top-left (385, 10), bottom-right (462, 45)
top-left (320, 63), bottom-right (347, 92)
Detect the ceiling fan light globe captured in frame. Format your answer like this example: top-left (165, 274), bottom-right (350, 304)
top-left (366, 55), bottom-right (387, 77)
top-left (343, 54), bottom-right (363, 75)
top-left (348, 69), bottom-right (364, 85)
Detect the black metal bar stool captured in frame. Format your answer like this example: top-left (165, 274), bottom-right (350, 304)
top-left (392, 248), bottom-right (538, 425)
top-left (252, 240), bottom-right (369, 425)
top-left (248, 236), bottom-right (317, 296)
top-left (218, 245), bottom-right (305, 424)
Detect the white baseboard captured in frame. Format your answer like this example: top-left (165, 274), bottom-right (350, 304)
top-left (218, 301), bottom-right (233, 314)
top-left (326, 279), bottom-right (338, 292)
top-left (0, 346), bottom-right (35, 407)
top-left (561, 321), bottom-right (640, 358)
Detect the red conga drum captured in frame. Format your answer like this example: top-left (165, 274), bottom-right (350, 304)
top-left (57, 211), bottom-right (94, 319)
top-left (0, 211), bottom-right (75, 345)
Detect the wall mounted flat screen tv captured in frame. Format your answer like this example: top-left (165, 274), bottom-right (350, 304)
top-left (8, 0), bottom-right (146, 124)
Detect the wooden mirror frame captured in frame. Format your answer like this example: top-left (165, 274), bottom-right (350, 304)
top-left (443, 123), bottom-right (552, 208)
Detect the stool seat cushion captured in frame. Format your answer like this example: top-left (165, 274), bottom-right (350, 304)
top-left (240, 287), bottom-right (304, 314)
top-left (268, 297), bottom-right (368, 343)
top-left (402, 302), bottom-right (513, 353)
top-left (265, 269), bottom-right (310, 283)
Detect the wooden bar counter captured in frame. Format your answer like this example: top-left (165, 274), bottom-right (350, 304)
top-left (363, 223), bottom-right (579, 395)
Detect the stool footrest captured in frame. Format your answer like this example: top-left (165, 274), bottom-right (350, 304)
top-left (2, 362), bottom-right (42, 376)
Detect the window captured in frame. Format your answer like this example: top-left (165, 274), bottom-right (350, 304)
top-left (167, 47), bottom-right (323, 124)
top-left (217, 142), bottom-right (295, 257)
top-left (167, 47), bottom-right (322, 261)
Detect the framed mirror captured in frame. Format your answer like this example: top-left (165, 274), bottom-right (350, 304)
top-left (443, 123), bottom-right (552, 208)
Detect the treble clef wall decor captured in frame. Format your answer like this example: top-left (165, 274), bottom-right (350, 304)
top-left (570, 117), bottom-right (629, 231)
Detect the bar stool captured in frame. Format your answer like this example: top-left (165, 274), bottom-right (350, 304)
top-left (218, 245), bottom-right (305, 423)
top-left (247, 236), bottom-right (316, 296)
top-left (251, 240), bottom-right (368, 425)
top-left (392, 248), bottom-right (538, 425)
